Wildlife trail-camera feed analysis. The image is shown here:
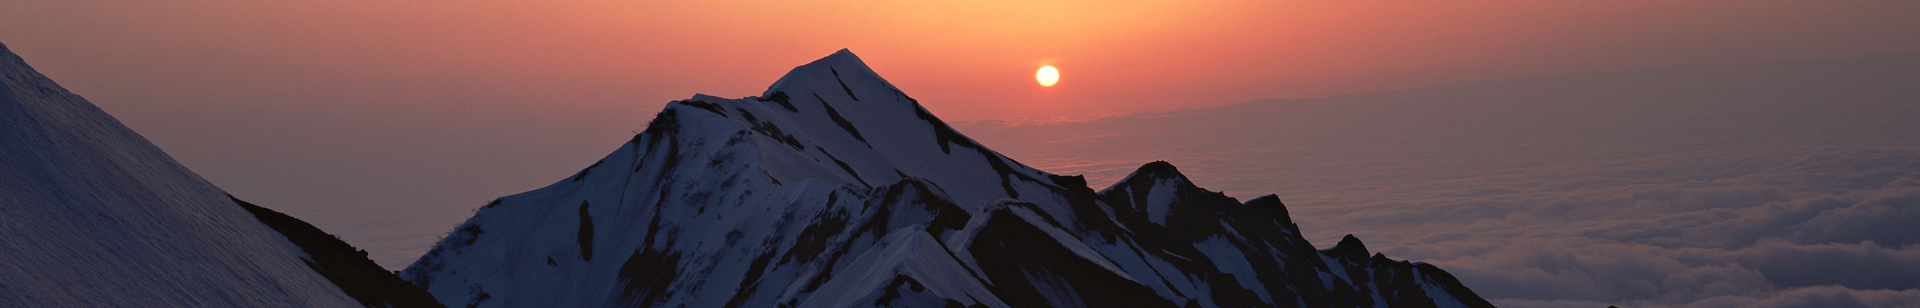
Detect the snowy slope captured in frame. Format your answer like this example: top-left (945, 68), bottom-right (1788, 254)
top-left (0, 42), bottom-right (436, 307)
top-left (403, 49), bottom-right (1494, 308)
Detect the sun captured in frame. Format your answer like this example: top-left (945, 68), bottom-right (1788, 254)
top-left (1036, 66), bottom-right (1059, 87)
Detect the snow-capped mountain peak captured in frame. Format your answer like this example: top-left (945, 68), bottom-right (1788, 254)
top-left (663, 49), bottom-right (1053, 211)
top-left (402, 49), bottom-right (1494, 308)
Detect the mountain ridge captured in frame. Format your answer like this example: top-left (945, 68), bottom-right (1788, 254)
top-left (402, 49), bottom-right (1495, 308)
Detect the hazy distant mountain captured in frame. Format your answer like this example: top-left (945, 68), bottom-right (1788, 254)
top-left (401, 50), bottom-right (1493, 308)
top-left (0, 42), bottom-right (439, 307)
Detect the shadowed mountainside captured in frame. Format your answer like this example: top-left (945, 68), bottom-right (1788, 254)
top-left (401, 49), bottom-right (1494, 308)
top-left (0, 40), bottom-right (438, 307)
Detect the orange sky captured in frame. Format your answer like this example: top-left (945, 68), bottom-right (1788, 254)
top-left (3, 0), bottom-right (1917, 273)
top-left (6, 0), bottom-right (1917, 124)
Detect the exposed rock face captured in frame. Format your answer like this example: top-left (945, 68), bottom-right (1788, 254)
top-left (402, 49), bottom-right (1494, 308)
top-left (234, 196), bottom-right (447, 308)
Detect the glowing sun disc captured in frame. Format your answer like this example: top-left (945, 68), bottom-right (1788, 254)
top-left (1036, 66), bottom-right (1059, 86)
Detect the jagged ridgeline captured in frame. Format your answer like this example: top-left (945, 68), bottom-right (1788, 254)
top-left (402, 50), bottom-right (1495, 308)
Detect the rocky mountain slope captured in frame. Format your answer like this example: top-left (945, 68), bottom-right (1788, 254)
top-left (401, 50), bottom-right (1494, 308)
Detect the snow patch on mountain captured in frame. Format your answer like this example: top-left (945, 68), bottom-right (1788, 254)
top-left (402, 49), bottom-right (1495, 308)
top-left (0, 42), bottom-right (383, 307)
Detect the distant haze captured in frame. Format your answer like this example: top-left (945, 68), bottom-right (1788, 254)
top-left (2, 2), bottom-right (1918, 307)
top-left (963, 55), bottom-right (1920, 307)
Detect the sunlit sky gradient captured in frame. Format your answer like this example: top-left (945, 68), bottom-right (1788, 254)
top-left (7, 1), bottom-right (1918, 122)
top-left (3, 0), bottom-right (1918, 296)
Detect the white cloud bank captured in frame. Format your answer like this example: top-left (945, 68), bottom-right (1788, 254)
top-left (960, 54), bottom-right (1920, 307)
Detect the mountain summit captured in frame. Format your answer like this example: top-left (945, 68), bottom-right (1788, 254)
top-left (402, 50), bottom-right (1494, 308)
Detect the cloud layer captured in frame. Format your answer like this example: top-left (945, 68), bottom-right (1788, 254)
top-left (960, 54), bottom-right (1920, 307)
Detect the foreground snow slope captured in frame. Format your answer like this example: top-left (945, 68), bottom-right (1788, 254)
top-left (0, 42), bottom-right (438, 307)
top-left (403, 49), bottom-right (1495, 308)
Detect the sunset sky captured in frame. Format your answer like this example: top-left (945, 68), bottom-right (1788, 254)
top-left (3, 1), bottom-right (1918, 307)
top-left (7, 1), bottom-right (1917, 122)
